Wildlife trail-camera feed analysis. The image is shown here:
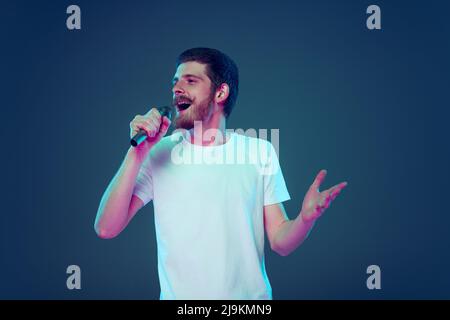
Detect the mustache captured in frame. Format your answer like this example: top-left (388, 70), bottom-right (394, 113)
top-left (173, 96), bottom-right (193, 106)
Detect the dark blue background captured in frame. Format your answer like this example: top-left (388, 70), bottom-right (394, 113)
top-left (1, 0), bottom-right (449, 299)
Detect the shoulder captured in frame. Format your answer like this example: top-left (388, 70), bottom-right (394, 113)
top-left (231, 131), bottom-right (275, 153)
top-left (151, 131), bottom-right (184, 152)
top-left (146, 131), bottom-right (184, 163)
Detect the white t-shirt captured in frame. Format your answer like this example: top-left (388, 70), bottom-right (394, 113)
top-left (132, 130), bottom-right (290, 300)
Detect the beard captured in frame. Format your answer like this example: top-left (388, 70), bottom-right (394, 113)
top-left (174, 91), bottom-right (215, 130)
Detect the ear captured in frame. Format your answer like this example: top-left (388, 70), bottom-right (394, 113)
top-left (215, 83), bottom-right (230, 105)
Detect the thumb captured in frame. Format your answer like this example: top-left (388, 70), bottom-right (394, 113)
top-left (155, 116), bottom-right (171, 140)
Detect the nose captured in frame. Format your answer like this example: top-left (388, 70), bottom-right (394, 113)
top-left (172, 81), bottom-right (185, 96)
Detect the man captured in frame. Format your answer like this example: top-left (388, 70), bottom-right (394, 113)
top-left (94, 48), bottom-right (347, 299)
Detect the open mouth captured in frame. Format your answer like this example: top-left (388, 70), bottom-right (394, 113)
top-left (174, 98), bottom-right (192, 112)
top-left (177, 103), bottom-right (191, 111)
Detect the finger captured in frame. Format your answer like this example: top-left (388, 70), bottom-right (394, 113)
top-left (325, 192), bottom-right (332, 206)
top-left (311, 169), bottom-right (327, 191)
top-left (152, 109), bottom-right (162, 123)
top-left (330, 190), bottom-right (340, 202)
top-left (155, 116), bottom-right (171, 139)
top-left (324, 181), bottom-right (347, 195)
top-left (324, 192), bottom-right (333, 208)
top-left (316, 192), bottom-right (328, 208)
top-left (318, 196), bottom-right (332, 212)
top-left (130, 115), bottom-right (143, 129)
top-left (329, 182), bottom-right (348, 201)
top-left (148, 123), bottom-right (159, 138)
top-left (162, 116), bottom-right (172, 131)
top-left (314, 204), bottom-right (324, 217)
top-left (147, 116), bottom-right (161, 130)
top-left (144, 109), bottom-right (161, 128)
top-left (131, 122), bottom-right (146, 137)
top-left (138, 119), bottom-right (158, 137)
top-left (145, 107), bottom-right (159, 117)
top-left (135, 123), bottom-right (152, 137)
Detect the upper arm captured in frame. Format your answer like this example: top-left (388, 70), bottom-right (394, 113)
top-left (125, 194), bottom-right (145, 225)
top-left (263, 202), bottom-right (289, 250)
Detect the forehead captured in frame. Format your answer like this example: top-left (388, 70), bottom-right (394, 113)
top-left (173, 61), bottom-right (208, 79)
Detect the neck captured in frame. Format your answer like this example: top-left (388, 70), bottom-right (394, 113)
top-left (189, 108), bottom-right (227, 146)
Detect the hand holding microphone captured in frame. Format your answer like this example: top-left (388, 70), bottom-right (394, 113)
top-left (130, 106), bottom-right (174, 148)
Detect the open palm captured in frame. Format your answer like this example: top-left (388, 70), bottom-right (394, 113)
top-left (301, 169), bottom-right (348, 222)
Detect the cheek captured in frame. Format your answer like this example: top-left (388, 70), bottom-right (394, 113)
top-left (197, 85), bottom-right (214, 100)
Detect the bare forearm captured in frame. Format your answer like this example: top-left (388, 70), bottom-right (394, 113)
top-left (273, 211), bottom-right (316, 256)
top-left (94, 147), bottom-right (147, 238)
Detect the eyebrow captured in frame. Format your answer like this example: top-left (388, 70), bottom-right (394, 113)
top-left (172, 74), bottom-right (203, 83)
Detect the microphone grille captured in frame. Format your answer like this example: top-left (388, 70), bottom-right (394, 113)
top-left (157, 105), bottom-right (174, 121)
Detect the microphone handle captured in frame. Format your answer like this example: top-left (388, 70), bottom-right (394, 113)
top-left (130, 130), bottom-right (148, 147)
top-left (130, 106), bottom-right (173, 147)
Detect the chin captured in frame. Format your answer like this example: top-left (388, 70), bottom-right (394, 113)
top-left (175, 116), bottom-right (195, 130)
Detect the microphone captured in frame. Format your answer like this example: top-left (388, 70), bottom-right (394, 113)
top-left (130, 106), bottom-right (174, 147)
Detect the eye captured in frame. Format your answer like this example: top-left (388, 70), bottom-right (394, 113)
top-left (187, 79), bottom-right (196, 84)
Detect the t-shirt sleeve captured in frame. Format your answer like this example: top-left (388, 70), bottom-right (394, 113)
top-left (262, 141), bottom-right (291, 206)
top-left (132, 153), bottom-right (154, 206)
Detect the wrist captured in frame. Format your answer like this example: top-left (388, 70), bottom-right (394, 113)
top-left (127, 144), bottom-right (152, 164)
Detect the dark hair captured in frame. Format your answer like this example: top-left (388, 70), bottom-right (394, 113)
top-left (176, 47), bottom-right (239, 118)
